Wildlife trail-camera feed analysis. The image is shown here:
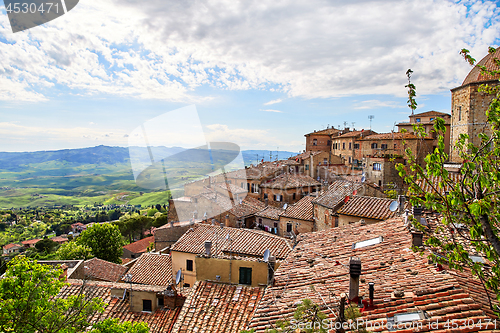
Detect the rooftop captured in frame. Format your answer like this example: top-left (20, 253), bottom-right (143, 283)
top-left (247, 218), bottom-right (499, 332)
top-left (123, 252), bottom-right (173, 286)
top-left (461, 47), bottom-right (500, 86)
top-left (170, 224), bottom-right (292, 259)
top-left (61, 280), bottom-right (180, 332)
top-left (84, 258), bottom-right (128, 282)
top-left (337, 195), bottom-right (397, 220)
top-left (279, 195), bottom-right (315, 221)
top-left (305, 127), bottom-right (340, 136)
top-left (123, 236), bottom-right (155, 255)
top-left (172, 281), bottom-right (265, 333)
top-left (255, 206), bottom-right (284, 220)
top-left (361, 132), bottom-right (432, 141)
top-left (312, 180), bottom-right (363, 209)
top-left (336, 129), bottom-right (376, 138)
top-left (409, 110), bottom-right (451, 118)
top-left (260, 174), bottom-right (321, 189)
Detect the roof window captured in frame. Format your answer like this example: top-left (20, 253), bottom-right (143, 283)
top-left (352, 236), bottom-right (383, 249)
top-left (387, 311), bottom-right (427, 331)
top-left (470, 255), bottom-right (484, 263)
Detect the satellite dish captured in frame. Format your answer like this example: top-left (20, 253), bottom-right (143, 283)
top-left (175, 269), bottom-right (182, 285)
top-left (389, 200), bottom-right (399, 212)
top-left (361, 176), bottom-right (366, 183)
top-left (263, 249), bottom-right (270, 262)
top-left (283, 203), bottom-right (288, 210)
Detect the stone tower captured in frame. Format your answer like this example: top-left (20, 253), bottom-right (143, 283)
top-left (450, 47), bottom-right (500, 163)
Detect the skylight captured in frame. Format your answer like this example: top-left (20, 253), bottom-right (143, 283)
top-left (394, 312), bottom-right (423, 323)
top-left (470, 255), bottom-right (485, 263)
top-left (352, 236), bottom-right (383, 249)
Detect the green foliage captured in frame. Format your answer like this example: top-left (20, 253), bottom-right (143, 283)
top-left (77, 223), bottom-right (123, 263)
top-left (90, 318), bottom-right (149, 333)
top-left (34, 238), bottom-right (58, 254)
top-left (344, 305), bottom-right (369, 333)
top-left (0, 256), bottom-right (105, 333)
top-left (397, 47), bottom-right (500, 313)
top-left (55, 241), bottom-right (93, 260)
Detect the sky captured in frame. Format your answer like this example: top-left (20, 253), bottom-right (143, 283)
top-left (1, 0), bottom-right (500, 153)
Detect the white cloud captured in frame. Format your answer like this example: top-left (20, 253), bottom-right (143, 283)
top-left (1, 0), bottom-right (499, 102)
top-left (354, 100), bottom-right (403, 109)
top-left (264, 98), bottom-right (283, 105)
top-left (260, 109), bottom-right (283, 113)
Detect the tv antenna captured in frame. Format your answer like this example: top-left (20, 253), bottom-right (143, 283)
top-left (368, 115), bottom-right (375, 131)
top-left (175, 269), bottom-right (183, 293)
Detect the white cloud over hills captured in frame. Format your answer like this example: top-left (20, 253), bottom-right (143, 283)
top-left (0, 0), bottom-right (499, 102)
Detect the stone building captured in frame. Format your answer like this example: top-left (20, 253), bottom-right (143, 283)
top-left (304, 127), bottom-right (341, 152)
top-left (259, 174), bottom-right (321, 208)
top-left (397, 110), bottom-right (451, 156)
top-left (450, 47), bottom-right (500, 162)
top-left (331, 129), bottom-right (377, 167)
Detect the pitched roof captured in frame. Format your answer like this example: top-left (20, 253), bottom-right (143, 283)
top-left (123, 236), bottom-right (155, 254)
top-left (305, 127), bottom-right (340, 136)
top-left (21, 238), bottom-right (42, 246)
top-left (337, 195), bottom-right (397, 220)
top-left (212, 182), bottom-right (248, 195)
top-left (228, 196), bottom-right (266, 218)
top-left (255, 206), bottom-right (284, 220)
top-left (247, 218), bottom-right (499, 332)
top-left (51, 236), bottom-right (69, 243)
top-left (279, 195), bottom-right (315, 221)
top-left (336, 129), bottom-right (376, 138)
top-left (172, 281), bottom-right (265, 333)
top-left (170, 224), bottom-right (292, 260)
top-left (3, 243), bottom-right (22, 250)
top-left (260, 174), bottom-right (321, 189)
top-left (123, 253), bottom-right (173, 286)
top-left (84, 258), bottom-right (128, 282)
top-left (60, 280), bottom-right (179, 333)
top-left (415, 173), bottom-right (463, 195)
top-left (312, 180), bottom-right (363, 209)
top-left (410, 110), bottom-right (451, 117)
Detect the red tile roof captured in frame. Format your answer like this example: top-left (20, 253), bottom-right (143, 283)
top-left (462, 47), bottom-right (500, 86)
top-left (228, 196), bottom-right (266, 218)
top-left (410, 110), bottom-right (451, 117)
top-left (260, 174), bottom-right (321, 189)
top-left (255, 206), bottom-right (284, 220)
top-left (305, 127), bottom-right (340, 136)
top-left (212, 182), bottom-right (248, 195)
top-left (312, 180), bottom-right (363, 209)
top-left (247, 218), bottom-right (499, 332)
top-left (279, 195), bottom-right (315, 221)
top-left (84, 258), bottom-right (128, 282)
top-left (60, 280), bottom-right (179, 332)
top-left (415, 173), bottom-right (463, 195)
top-left (123, 236), bottom-right (155, 255)
top-left (337, 129), bottom-right (377, 138)
top-left (361, 132), bottom-right (433, 141)
top-left (124, 253), bottom-right (172, 286)
top-left (337, 195), bottom-right (397, 220)
top-left (51, 236), bottom-right (69, 244)
top-left (3, 243), bottom-right (22, 250)
top-left (172, 281), bottom-right (265, 333)
top-left (170, 224), bottom-right (292, 260)
top-left (21, 238), bottom-right (42, 246)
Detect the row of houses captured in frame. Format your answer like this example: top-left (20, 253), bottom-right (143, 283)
top-left (3, 235), bottom-right (68, 256)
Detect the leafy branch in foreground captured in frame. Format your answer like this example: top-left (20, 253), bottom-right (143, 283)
top-left (396, 47), bottom-right (500, 313)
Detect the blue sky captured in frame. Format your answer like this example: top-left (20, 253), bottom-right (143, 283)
top-left (0, 0), bottom-right (499, 153)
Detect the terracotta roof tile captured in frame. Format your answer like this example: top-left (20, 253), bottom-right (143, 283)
top-left (255, 206), bottom-right (284, 220)
top-left (462, 47), bottom-right (500, 86)
top-left (84, 258), bottom-right (128, 282)
top-left (337, 196), bottom-right (397, 220)
top-left (260, 174), bottom-right (321, 189)
top-left (3, 243), bottom-right (22, 250)
top-left (337, 129), bottom-right (377, 138)
top-left (360, 132), bottom-right (433, 141)
top-left (123, 253), bottom-right (173, 286)
top-left (123, 236), bottom-right (155, 255)
top-left (247, 218), bottom-right (499, 332)
top-left (279, 195), bottom-right (315, 221)
top-left (410, 110), bottom-right (451, 117)
top-left (171, 224), bottom-right (292, 260)
top-left (229, 196), bottom-right (266, 218)
top-left (173, 281), bottom-right (265, 333)
top-left (60, 280), bottom-right (179, 332)
top-left (312, 180), bottom-right (363, 209)
top-left (21, 238), bottom-right (42, 246)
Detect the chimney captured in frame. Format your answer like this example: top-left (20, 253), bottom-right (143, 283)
top-left (204, 241), bottom-right (212, 256)
top-left (368, 282), bottom-right (375, 307)
top-left (349, 257), bottom-right (361, 303)
top-left (411, 232), bottom-right (423, 246)
top-left (267, 256), bottom-right (276, 285)
top-left (224, 215), bottom-right (230, 227)
top-left (398, 195), bottom-right (406, 215)
top-left (265, 198), bottom-right (269, 207)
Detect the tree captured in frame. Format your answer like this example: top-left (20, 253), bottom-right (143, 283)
top-left (89, 319), bottom-right (149, 333)
top-left (35, 238), bottom-right (58, 254)
top-left (396, 47), bottom-right (500, 312)
top-left (0, 255), bottom-right (104, 333)
top-left (77, 223), bottom-right (123, 264)
top-left (55, 241), bottom-right (93, 260)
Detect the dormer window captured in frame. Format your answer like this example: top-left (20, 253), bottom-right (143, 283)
top-left (352, 236), bottom-right (383, 249)
top-left (313, 139), bottom-right (317, 146)
top-left (416, 118), bottom-right (421, 122)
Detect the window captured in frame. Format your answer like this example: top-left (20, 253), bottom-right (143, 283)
top-left (349, 142), bottom-right (352, 150)
top-left (247, 183), bottom-right (250, 192)
top-left (381, 144), bottom-right (387, 150)
top-left (458, 106), bottom-right (462, 121)
top-left (274, 222), bottom-right (278, 228)
top-left (186, 259), bottom-right (193, 271)
top-left (348, 157), bottom-right (351, 163)
top-left (254, 184), bottom-right (259, 193)
top-left (293, 193), bottom-right (296, 200)
top-left (240, 182), bottom-right (244, 188)
top-left (287, 223), bottom-right (293, 233)
top-left (352, 236), bottom-right (383, 249)
top-left (323, 158), bottom-right (328, 165)
top-left (327, 140), bottom-right (331, 146)
top-left (416, 118), bottom-right (421, 122)
top-left (394, 143), bottom-right (397, 149)
top-left (259, 218), bottom-right (262, 223)
top-left (239, 267), bottom-right (252, 285)
top-left (251, 183), bottom-right (255, 193)
top-left (183, 283), bottom-right (190, 288)
top-left (143, 299), bottom-right (152, 312)
top-left (264, 193), bottom-right (268, 200)
top-left (334, 216), bottom-right (339, 227)
top-left (158, 297), bottom-right (164, 307)
top-left (313, 139), bottom-right (317, 146)
top-left (430, 118), bottom-right (434, 121)
top-left (342, 142), bottom-right (345, 150)
top-left (354, 143), bottom-right (359, 149)
top-left (275, 194), bottom-right (281, 202)
top-left (305, 164), bottom-right (309, 170)
top-left (371, 143), bottom-right (378, 149)
top-left (373, 163), bottom-right (381, 171)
